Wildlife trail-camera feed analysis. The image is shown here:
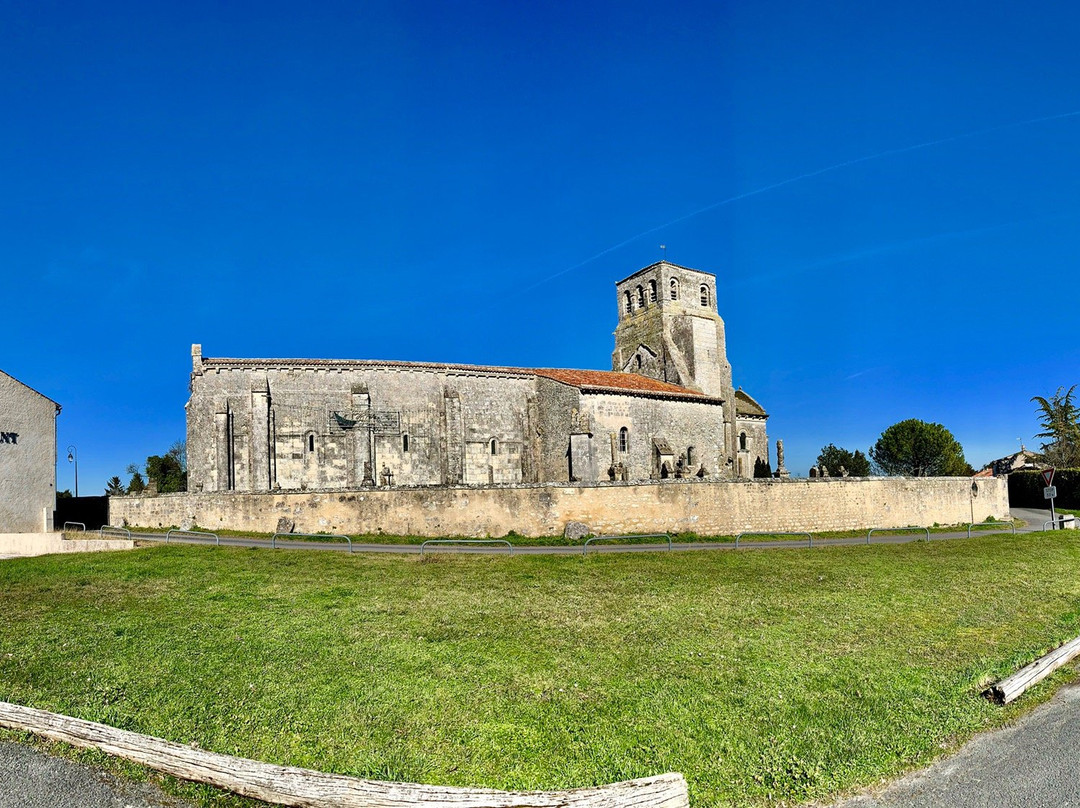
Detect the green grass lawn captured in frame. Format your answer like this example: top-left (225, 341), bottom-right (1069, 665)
top-left (2, 532), bottom-right (1080, 807)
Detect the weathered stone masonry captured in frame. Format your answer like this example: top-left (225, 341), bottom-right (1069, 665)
top-left (110, 476), bottom-right (1009, 538)
top-left (185, 261), bottom-right (770, 494)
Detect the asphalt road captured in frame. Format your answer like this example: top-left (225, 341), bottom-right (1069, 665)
top-left (829, 679), bottom-right (1080, 807)
top-left (0, 741), bottom-right (189, 808)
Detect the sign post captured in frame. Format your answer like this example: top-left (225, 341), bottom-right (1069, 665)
top-left (1042, 468), bottom-right (1057, 529)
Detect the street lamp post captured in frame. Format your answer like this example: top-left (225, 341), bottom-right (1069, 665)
top-left (66, 445), bottom-right (78, 498)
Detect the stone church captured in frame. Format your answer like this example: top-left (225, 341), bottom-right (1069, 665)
top-left (186, 261), bottom-right (768, 492)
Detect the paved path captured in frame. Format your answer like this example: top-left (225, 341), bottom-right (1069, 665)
top-left (830, 679), bottom-right (1080, 807)
top-left (0, 741), bottom-right (190, 807)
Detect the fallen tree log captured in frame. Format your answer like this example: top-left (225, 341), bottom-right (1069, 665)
top-left (985, 635), bottom-right (1080, 705)
top-left (0, 701), bottom-right (687, 808)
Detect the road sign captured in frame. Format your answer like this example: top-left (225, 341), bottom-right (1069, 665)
top-left (1042, 468), bottom-right (1055, 486)
top-left (1045, 486), bottom-right (1058, 500)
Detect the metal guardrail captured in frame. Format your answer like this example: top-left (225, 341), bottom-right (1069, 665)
top-left (582, 533), bottom-right (672, 555)
top-left (99, 525), bottom-right (132, 540)
top-left (735, 531), bottom-right (813, 549)
top-left (166, 529), bottom-right (220, 546)
top-left (967, 520), bottom-right (1017, 538)
top-left (272, 532), bottom-right (353, 552)
top-left (1043, 517), bottom-right (1077, 531)
top-left (420, 539), bottom-right (513, 556)
top-left (62, 522), bottom-right (85, 532)
top-left (866, 526), bottom-right (930, 544)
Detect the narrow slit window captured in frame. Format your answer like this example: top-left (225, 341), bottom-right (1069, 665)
top-left (669, 278), bottom-right (679, 300)
top-left (739, 432), bottom-right (748, 451)
top-left (307, 434), bottom-right (315, 452)
top-left (619, 427), bottom-right (629, 452)
top-left (700, 285), bottom-right (710, 307)
top-left (636, 285), bottom-right (645, 308)
top-left (402, 434), bottom-right (410, 452)
top-left (490, 438), bottom-right (498, 455)
top-left (623, 291), bottom-right (632, 314)
top-left (648, 279), bottom-right (657, 302)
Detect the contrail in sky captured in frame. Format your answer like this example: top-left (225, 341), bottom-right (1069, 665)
top-left (521, 108), bottom-right (1080, 290)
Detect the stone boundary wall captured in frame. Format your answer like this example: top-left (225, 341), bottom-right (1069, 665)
top-left (0, 533), bottom-right (135, 557)
top-left (110, 477), bottom-right (1009, 539)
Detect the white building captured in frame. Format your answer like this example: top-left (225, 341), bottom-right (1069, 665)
top-left (0, 370), bottom-right (60, 532)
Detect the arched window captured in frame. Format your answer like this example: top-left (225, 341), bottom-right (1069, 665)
top-left (739, 432), bottom-right (748, 451)
top-left (648, 280), bottom-right (657, 302)
top-left (490, 438), bottom-right (498, 455)
top-left (307, 433), bottom-right (315, 453)
top-left (700, 285), bottom-right (710, 307)
top-left (669, 278), bottom-right (679, 300)
top-left (623, 291), bottom-right (632, 314)
top-left (636, 285), bottom-right (645, 308)
top-left (402, 434), bottom-right (410, 453)
top-left (619, 427), bottom-right (629, 452)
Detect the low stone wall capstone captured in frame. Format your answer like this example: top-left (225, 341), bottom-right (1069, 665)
top-left (109, 477), bottom-right (1009, 538)
top-left (0, 533), bottom-right (135, 557)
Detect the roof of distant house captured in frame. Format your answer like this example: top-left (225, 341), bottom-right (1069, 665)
top-left (978, 447), bottom-right (1040, 476)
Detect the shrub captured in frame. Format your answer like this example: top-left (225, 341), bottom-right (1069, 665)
top-left (1008, 468), bottom-right (1080, 509)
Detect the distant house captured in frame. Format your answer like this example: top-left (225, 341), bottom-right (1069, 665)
top-left (975, 446), bottom-right (1040, 478)
top-left (0, 370), bottom-right (60, 533)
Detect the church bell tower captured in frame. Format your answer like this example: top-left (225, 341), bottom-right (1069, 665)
top-left (612, 261), bottom-right (738, 467)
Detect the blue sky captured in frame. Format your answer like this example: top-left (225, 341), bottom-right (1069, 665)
top-left (3, 0), bottom-right (1078, 494)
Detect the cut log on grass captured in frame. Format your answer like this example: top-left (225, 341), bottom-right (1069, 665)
top-left (0, 701), bottom-right (688, 808)
top-left (985, 635), bottom-right (1080, 705)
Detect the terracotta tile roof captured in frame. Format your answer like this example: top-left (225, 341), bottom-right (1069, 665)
top-left (532, 368), bottom-right (705, 397)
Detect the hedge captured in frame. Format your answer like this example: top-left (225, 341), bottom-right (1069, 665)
top-left (1009, 468), bottom-right (1080, 509)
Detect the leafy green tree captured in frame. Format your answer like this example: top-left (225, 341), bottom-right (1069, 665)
top-left (105, 476), bottom-right (125, 496)
top-left (1031, 385), bottom-right (1080, 467)
top-left (816, 444), bottom-right (872, 477)
top-left (870, 419), bottom-right (973, 477)
top-left (146, 452), bottom-right (186, 493)
top-left (57, 489), bottom-right (73, 499)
